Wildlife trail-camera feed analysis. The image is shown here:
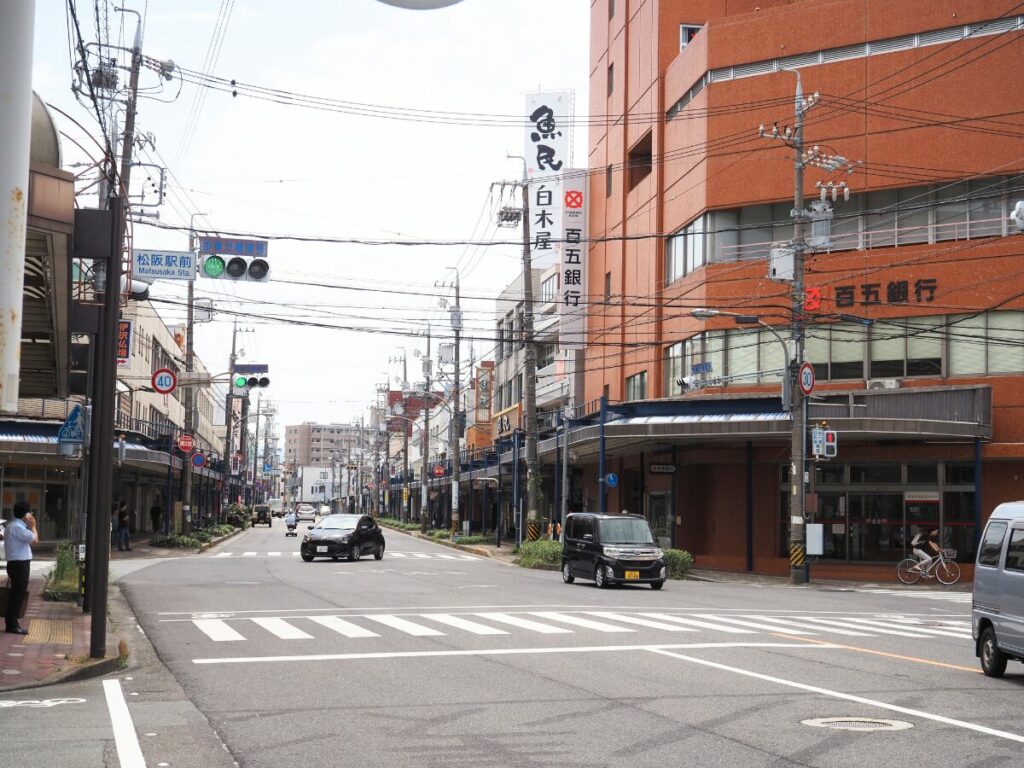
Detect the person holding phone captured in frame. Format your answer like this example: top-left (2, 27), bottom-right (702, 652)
top-left (4, 501), bottom-right (38, 635)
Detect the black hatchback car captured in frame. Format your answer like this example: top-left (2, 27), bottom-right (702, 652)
top-left (300, 514), bottom-right (385, 562)
top-left (562, 513), bottom-right (666, 589)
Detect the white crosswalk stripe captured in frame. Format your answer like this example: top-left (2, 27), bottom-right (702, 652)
top-left (858, 588), bottom-right (972, 603)
top-left (206, 550), bottom-right (479, 560)
top-left (251, 617), bottom-right (313, 640)
top-left (184, 611), bottom-right (973, 645)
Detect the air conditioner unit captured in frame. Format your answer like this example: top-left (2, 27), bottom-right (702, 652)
top-left (866, 378), bottom-right (900, 390)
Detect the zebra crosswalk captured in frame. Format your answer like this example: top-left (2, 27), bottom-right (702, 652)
top-left (856, 588), bottom-right (973, 604)
top-left (180, 610), bottom-right (973, 645)
top-left (208, 551), bottom-right (481, 561)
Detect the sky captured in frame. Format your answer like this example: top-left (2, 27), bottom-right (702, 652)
top-left (32, 0), bottom-right (590, 441)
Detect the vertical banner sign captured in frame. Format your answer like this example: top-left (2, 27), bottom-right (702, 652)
top-left (475, 366), bottom-right (492, 427)
top-left (526, 92), bottom-right (571, 270)
top-left (560, 173), bottom-right (587, 348)
top-left (116, 320), bottom-right (133, 368)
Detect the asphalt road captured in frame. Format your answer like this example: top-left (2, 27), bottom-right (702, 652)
top-left (10, 524), bottom-right (1022, 768)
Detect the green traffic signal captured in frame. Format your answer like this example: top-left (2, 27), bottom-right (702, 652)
top-left (202, 255), bottom-right (226, 277)
top-left (233, 375), bottom-right (248, 388)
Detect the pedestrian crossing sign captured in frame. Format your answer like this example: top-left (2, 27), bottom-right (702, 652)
top-left (58, 405), bottom-right (85, 445)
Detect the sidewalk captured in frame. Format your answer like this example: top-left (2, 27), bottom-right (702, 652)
top-left (1, 528), bottom-right (241, 691)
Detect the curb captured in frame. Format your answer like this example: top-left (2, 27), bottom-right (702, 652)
top-left (0, 655), bottom-right (123, 692)
top-left (143, 526), bottom-right (243, 555)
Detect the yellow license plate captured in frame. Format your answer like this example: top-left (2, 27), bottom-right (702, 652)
top-left (625, 570), bottom-right (640, 580)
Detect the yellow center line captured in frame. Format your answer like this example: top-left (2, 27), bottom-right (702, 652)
top-left (769, 632), bottom-right (981, 673)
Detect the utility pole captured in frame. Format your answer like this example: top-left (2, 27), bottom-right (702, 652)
top-left (390, 351), bottom-right (410, 521)
top-left (420, 328), bottom-right (432, 533)
top-left (251, 393), bottom-right (262, 506)
top-left (439, 270), bottom-right (462, 538)
top-left (181, 212), bottom-right (206, 534)
top-left (222, 320), bottom-right (238, 513)
top-left (89, 10), bottom-right (142, 659)
top-left (0, 1), bottom-right (35, 413)
top-left (517, 168), bottom-right (543, 541)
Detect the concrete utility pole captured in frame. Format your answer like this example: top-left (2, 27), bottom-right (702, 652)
top-left (251, 393), bottom-right (262, 506)
top-left (90, 11), bottom-right (142, 659)
top-left (517, 169), bottom-right (543, 541)
top-left (420, 328), bottom-right (432, 533)
top-left (0, 1), bottom-right (35, 413)
top-left (441, 271), bottom-right (462, 538)
top-left (222, 320), bottom-right (238, 512)
top-left (181, 212), bottom-right (206, 534)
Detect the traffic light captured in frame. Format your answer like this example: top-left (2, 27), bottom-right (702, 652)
top-left (823, 429), bottom-right (837, 458)
top-left (233, 374), bottom-right (270, 389)
top-left (201, 254), bottom-right (270, 282)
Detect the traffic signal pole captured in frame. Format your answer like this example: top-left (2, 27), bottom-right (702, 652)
top-left (222, 320), bottom-right (238, 514)
top-left (420, 328), bottom-right (431, 533)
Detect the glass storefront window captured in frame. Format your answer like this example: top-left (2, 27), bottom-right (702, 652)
top-left (943, 490), bottom-right (976, 563)
top-left (945, 463), bottom-right (975, 484)
top-left (850, 464), bottom-right (902, 484)
top-left (814, 463), bottom-right (844, 485)
top-left (830, 324), bottom-right (866, 380)
top-left (907, 464), bottom-right (937, 484)
top-left (849, 493), bottom-right (904, 562)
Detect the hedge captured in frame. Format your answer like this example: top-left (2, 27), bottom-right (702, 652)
top-left (664, 548), bottom-right (695, 578)
top-left (515, 540), bottom-right (562, 568)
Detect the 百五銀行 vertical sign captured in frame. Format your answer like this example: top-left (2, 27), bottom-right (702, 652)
top-left (559, 176), bottom-right (587, 349)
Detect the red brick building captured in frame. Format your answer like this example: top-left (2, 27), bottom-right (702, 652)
top-left (575, 0), bottom-right (1024, 578)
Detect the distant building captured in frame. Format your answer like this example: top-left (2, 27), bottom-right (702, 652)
top-left (284, 421), bottom-right (372, 468)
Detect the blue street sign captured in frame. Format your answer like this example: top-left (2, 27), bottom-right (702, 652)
top-left (605, 472), bottom-right (619, 488)
top-left (234, 363), bottom-right (269, 374)
top-left (263, 463), bottom-right (272, 472)
top-left (58, 405), bottom-right (85, 445)
top-left (691, 361), bottom-right (713, 375)
top-left (191, 453), bottom-right (207, 468)
top-left (198, 237), bottom-right (268, 257)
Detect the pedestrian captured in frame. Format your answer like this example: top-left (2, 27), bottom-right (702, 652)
top-left (4, 501), bottom-right (38, 635)
top-left (150, 503), bottom-right (161, 533)
top-left (117, 502), bottom-right (132, 552)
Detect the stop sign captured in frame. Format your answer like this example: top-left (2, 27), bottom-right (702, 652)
top-left (432, 463), bottom-right (445, 477)
top-left (177, 434), bottom-right (195, 452)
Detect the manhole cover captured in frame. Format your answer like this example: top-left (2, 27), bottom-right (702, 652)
top-left (802, 717), bottom-right (913, 732)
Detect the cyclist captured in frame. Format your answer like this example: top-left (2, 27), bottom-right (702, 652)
top-left (910, 527), bottom-right (941, 574)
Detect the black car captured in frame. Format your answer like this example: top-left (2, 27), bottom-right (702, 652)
top-left (300, 514), bottom-right (385, 562)
top-left (561, 513), bottom-right (666, 589)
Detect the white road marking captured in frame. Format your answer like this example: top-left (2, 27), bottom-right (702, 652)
top-left (193, 641), bottom-right (839, 665)
top-left (476, 612), bottom-right (572, 634)
top-left (268, 552), bottom-right (282, 557)
top-left (531, 611), bottom-right (634, 633)
top-left (798, 617), bottom-right (929, 638)
top-left (214, 552), bottom-right (232, 558)
top-left (742, 616), bottom-right (871, 637)
top-left (651, 648), bottom-right (1024, 745)
top-left (192, 619), bottom-right (245, 642)
top-left (363, 614), bottom-right (445, 637)
top-left (389, 552), bottom-right (408, 558)
top-left (435, 554), bottom-right (458, 560)
top-left (423, 613), bottom-right (510, 635)
top-left (640, 614), bottom-right (755, 634)
top-left (307, 616), bottom-right (380, 639)
top-left (836, 617), bottom-right (967, 639)
top-left (251, 617), bottom-right (313, 640)
top-left (587, 612), bottom-right (698, 632)
top-left (102, 679), bottom-right (147, 768)
top-left (242, 552), bottom-right (257, 558)
top-left (411, 553), bottom-right (432, 559)
top-left (694, 615), bottom-right (816, 635)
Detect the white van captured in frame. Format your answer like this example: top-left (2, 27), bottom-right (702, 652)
top-left (972, 501), bottom-right (1024, 677)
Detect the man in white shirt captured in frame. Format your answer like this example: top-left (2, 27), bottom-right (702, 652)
top-left (4, 501), bottom-right (38, 635)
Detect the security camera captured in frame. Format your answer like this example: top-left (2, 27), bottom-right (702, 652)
top-left (675, 376), bottom-right (698, 391)
top-left (120, 274), bottom-right (154, 301)
top-left (1011, 200), bottom-right (1024, 233)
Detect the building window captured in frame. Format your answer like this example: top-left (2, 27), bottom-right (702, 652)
top-left (627, 131), bottom-right (652, 191)
top-left (607, 63), bottom-right (614, 96)
top-left (517, 310), bottom-right (525, 349)
top-left (609, 0), bottom-right (614, 19)
top-left (540, 274), bottom-right (558, 304)
top-left (680, 24), bottom-right (701, 51)
top-left (666, 216), bottom-right (706, 284)
top-left (625, 371), bottom-right (647, 401)
top-left (606, 164), bottom-right (613, 197)
top-left (665, 342), bottom-right (684, 396)
top-left (604, 272), bottom-right (612, 301)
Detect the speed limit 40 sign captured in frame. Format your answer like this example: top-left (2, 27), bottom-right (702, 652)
top-left (152, 367), bottom-right (177, 395)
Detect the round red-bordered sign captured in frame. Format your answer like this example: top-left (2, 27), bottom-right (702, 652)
top-left (798, 361), bottom-right (815, 396)
top-left (564, 190), bottom-right (584, 209)
top-left (432, 463), bottom-right (445, 478)
top-left (191, 452), bottom-right (206, 467)
top-left (152, 367), bottom-right (177, 395)
top-left (177, 434), bottom-right (195, 453)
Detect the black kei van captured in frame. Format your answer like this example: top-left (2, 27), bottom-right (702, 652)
top-left (561, 513), bottom-right (667, 590)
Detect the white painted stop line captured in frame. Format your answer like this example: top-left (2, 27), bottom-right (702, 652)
top-left (102, 680), bottom-right (146, 768)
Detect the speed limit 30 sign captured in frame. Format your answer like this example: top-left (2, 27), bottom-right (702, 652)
top-left (798, 362), bottom-right (815, 396)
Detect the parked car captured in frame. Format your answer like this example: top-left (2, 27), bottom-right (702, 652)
top-left (301, 514), bottom-right (385, 562)
top-left (973, 501), bottom-right (1024, 677)
top-left (252, 504), bottom-right (272, 527)
top-left (318, 505), bottom-right (332, 517)
top-left (296, 504), bottom-right (316, 521)
top-left (561, 513), bottom-right (666, 589)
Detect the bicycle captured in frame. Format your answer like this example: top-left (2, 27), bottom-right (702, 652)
top-left (897, 548), bottom-right (961, 585)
